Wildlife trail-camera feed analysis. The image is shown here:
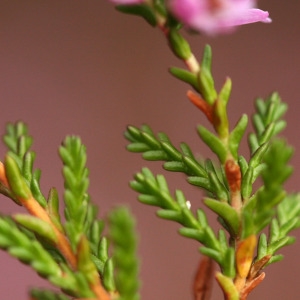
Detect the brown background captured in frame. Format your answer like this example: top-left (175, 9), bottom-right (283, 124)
top-left (0, 1), bottom-right (299, 299)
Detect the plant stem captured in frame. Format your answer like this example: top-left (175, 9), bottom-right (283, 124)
top-left (0, 163), bottom-right (110, 300)
top-left (156, 17), bottom-right (200, 74)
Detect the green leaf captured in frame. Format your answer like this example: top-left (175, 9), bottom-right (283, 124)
top-left (0, 217), bottom-right (61, 278)
top-left (127, 142), bottom-right (150, 152)
top-left (198, 45), bottom-right (217, 104)
top-left (46, 188), bottom-right (63, 232)
top-left (187, 176), bottom-right (211, 190)
top-left (197, 209), bottom-right (208, 227)
top-left (109, 207), bottom-right (140, 300)
top-left (156, 209), bottom-right (182, 222)
top-left (168, 29), bottom-right (192, 60)
top-left (141, 131), bottom-right (161, 149)
top-left (201, 44), bottom-right (212, 70)
top-left (59, 136), bottom-right (92, 250)
top-left (249, 93), bottom-right (288, 155)
top-left (3, 122), bottom-right (32, 156)
top-left (248, 141), bottom-right (269, 169)
top-left (241, 167), bottom-right (254, 199)
top-left (223, 247), bottom-right (236, 278)
top-left (103, 258), bottom-right (116, 292)
top-left (116, 4), bottom-right (157, 26)
top-left (200, 247), bottom-right (222, 264)
top-left (22, 151), bottom-right (35, 182)
top-left (229, 114), bottom-right (248, 159)
top-left (278, 194), bottom-right (300, 226)
top-left (5, 155), bottom-right (31, 200)
top-left (163, 161), bottom-right (186, 172)
top-left (50, 264), bottom-right (94, 298)
top-left (267, 254), bottom-right (284, 265)
top-left (98, 237), bottom-right (109, 266)
top-left (268, 236), bottom-right (295, 254)
top-left (161, 141), bottom-right (182, 161)
top-left (182, 155), bottom-right (207, 177)
top-left (218, 77), bottom-right (232, 106)
top-left (204, 198), bottom-right (239, 236)
top-left (269, 219), bottom-right (280, 244)
top-left (257, 233), bottom-right (267, 260)
top-left (215, 272), bottom-right (239, 300)
top-left (125, 125), bottom-right (208, 182)
top-left (30, 289), bottom-right (70, 300)
top-left (205, 160), bottom-right (229, 201)
top-left (179, 227), bottom-right (204, 242)
top-left (76, 235), bottom-right (99, 284)
top-left (169, 67), bottom-right (198, 91)
top-left (13, 214), bottom-right (57, 243)
top-left (2, 123), bottom-right (46, 206)
top-left (30, 170), bottom-right (47, 208)
top-left (143, 150), bottom-right (168, 160)
top-left (197, 126), bottom-right (227, 163)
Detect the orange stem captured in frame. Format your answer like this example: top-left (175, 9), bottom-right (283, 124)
top-left (0, 162), bottom-right (110, 300)
top-left (20, 195), bottom-right (77, 269)
top-left (187, 90), bottom-right (213, 123)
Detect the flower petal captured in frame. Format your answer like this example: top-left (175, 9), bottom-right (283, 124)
top-left (223, 8), bottom-right (272, 26)
top-left (169, 0), bottom-right (271, 35)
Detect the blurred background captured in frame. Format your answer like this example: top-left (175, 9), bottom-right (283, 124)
top-left (0, 1), bottom-right (299, 299)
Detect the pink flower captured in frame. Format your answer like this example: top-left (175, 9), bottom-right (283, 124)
top-left (169, 0), bottom-right (271, 35)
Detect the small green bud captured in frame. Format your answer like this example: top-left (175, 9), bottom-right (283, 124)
top-left (5, 155), bottom-right (31, 200)
top-left (168, 29), bottom-right (192, 60)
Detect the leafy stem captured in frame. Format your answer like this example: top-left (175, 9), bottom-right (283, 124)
top-left (0, 122), bottom-right (112, 300)
top-left (120, 3), bottom-right (298, 296)
top-left (0, 159), bottom-right (77, 269)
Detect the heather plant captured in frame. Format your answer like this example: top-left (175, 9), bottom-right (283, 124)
top-left (0, 1), bottom-right (298, 300)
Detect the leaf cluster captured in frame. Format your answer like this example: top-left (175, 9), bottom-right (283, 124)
top-left (240, 93), bottom-right (288, 199)
top-left (3, 122), bottom-right (46, 206)
top-left (130, 167), bottom-right (236, 278)
top-left (256, 194), bottom-right (300, 265)
top-left (125, 124), bottom-right (230, 201)
top-left (242, 139), bottom-right (294, 237)
top-left (126, 91), bottom-right (300, 278)
top-left (0, 122), bottom-right (140, 300)
top-left (109, 207), bottom-right (140, 300)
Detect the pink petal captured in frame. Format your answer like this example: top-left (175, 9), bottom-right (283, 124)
top-left (224, 8), bottom-right (272, 26)
top-left (169, 0), bottom-right (271, 35)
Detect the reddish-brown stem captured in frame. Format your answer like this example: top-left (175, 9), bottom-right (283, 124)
top-left (248, 255), bottom-right (271, 280)
top-left (187, 90), bottom-right (213, 123)
top-left (90, 278), bottom-right (111, 300)
top-left (20, 195), bottom-right (77, 269)
top-left (225, 159), bottom-right (242, 211)
top-left (193, 256), bottom-right (215, 300)
top-left (0, 162), bottom-right (76, 267)
top-left (240, 272), bottom-right (266, 299)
